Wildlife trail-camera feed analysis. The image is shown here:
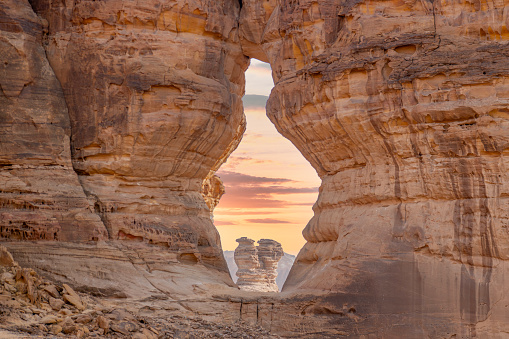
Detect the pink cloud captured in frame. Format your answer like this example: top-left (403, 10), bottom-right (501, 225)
top-left (214, 220), bottom-right (237, 226)
top-left (217, 170), bottom-right (293, 185)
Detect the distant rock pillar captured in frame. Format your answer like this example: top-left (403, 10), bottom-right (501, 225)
top-left (234, 237), bottom-right (283, 292)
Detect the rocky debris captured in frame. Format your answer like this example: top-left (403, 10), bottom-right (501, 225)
top-left (62, 284), bottom-right (85, 311)
top-left (234, 238), bottom-right (283, 292)
top-left (0, 246), bottom-right (280, 338)
top-left (1, 0), bottom-right (509, 336)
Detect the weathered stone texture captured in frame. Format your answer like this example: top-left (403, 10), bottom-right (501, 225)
top-left (234, 237), bottom-right (283, 292)
top-left (0, 0), bottom-right (107, 242)
top-left (28, 0), bottom-right (248, 269)
top-left (2, 0), bottom-right (509, 337)
top-left (239, 0), bottom-right (509, 336)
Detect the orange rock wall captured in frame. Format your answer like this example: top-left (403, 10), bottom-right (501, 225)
top-left (0, 0), bottom-right (107, 242)
top-left (29, 0), bottom-right (248, 269)
top-left (240, 0), bottom-right (509, 336)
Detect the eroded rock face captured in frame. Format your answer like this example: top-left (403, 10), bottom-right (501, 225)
top-left (28, 0), bottom-right (248, 269)
top-left (2, 0), bottom-right (509, 336)
top-left (240, 0), bottom-right (509, 336)
top-left (0, 0), bottom-right (107, 242)
top-left (234, 237), bottom-right (283, 292)
top-left (201, 174), bottom-right (226, 216)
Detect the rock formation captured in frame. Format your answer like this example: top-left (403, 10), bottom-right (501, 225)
top-left (22, 0), bottom-right (249, 269)
top-left (0, 0), bottom-right (107, 242)
top-left (224, 250), bottom-right (295, 291)
top-left (240, 0), bottom-right (509, 337)
top-left (234, 237), bottom-right (283, 292)
top-left (2, 0), bottom-right (509, 337)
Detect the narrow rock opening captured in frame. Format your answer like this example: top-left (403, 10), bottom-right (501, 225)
top-left (214, 59), bottom-right (320, 291)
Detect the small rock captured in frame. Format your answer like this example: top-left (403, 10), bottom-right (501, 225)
top-left (111, 320), bottom-right (138, 335)
top-left (97, 315), bottom-right (110, 333)
top-left (3, 283), bottom-right (16, 293)
top-left (61, 317), bottom-right (76, 334)
top-left (43, 284), bottom-right (60, 298)
top-left (40, 302), bottom-right (53, 312)
top-left (30, 307), bottom-right (44, 314)
top-left (0, 246), bottom-right (15, 267)
top-left (40, 315), bottom-right (59, 324)
top-left (50, 324), bottom-right (63, 335)
top-left (63, 293), bottom-right (85, 310)
top-left (14, 281), bottom-right (27, 294)
top-left (38, 324), bottom-right (48, 332)
top-left (62, 284), bottom-right (85, 310)
top-left (74, 313), bottom-right (93, 324)
top-left (59, 308), bottom-right (73, 316)
top-left (0, 272), bottom-right (14, 282)
top-left (49, 297), bottom-right (65, 311)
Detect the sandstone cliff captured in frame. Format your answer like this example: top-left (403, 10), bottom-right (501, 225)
top-left (2, 0), bottom-right (509, 337)
top-left (26, 0), bottom-right (249, 269)
top-left (0, 0), bottom-right (107, 242)
top-left (240, 0), bottom-right (509, 337)
top-left (234, 237), bottom-right (283, 292)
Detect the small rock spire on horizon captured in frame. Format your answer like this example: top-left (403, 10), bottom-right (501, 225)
top-left (233, 237), bottom-right (283, 292)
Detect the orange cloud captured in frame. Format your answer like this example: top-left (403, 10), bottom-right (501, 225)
top-left (245, 218), bottom-right (291, 224)
top-left (214, 221), bottom-right (237, 226)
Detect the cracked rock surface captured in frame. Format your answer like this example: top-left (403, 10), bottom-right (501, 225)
top-left (1, 0), bottom-right (509, 337)
top-left (239, 0), bottom-right (509, 337)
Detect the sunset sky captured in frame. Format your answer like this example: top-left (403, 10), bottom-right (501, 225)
top-left (215, 60), bottom-right (321, 255)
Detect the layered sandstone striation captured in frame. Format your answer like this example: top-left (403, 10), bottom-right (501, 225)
top-left (2, 0), bottom-right (509, 337)
top-left (27, 0), bottom-right (248, 269)
top-left (0, 0), bottom-right (107, 242)
top-left (240, 0), bottom-right (509, 336)
top-left (234, 238), bottom-right (283, 292)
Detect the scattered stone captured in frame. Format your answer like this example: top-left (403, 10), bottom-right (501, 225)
top-left (111, 320), bottom-right (138, 335)
top-left (73, 313), bottom-right (93, 324)
top-left (43, 284), bottom-right (60, 299)
top-left (0, 246), bottom-right (15, 267)
top-left (40, 315), bottom-right (59, 324)
top-left (60, 317), bottom-right (76, 334)
top-left (50, 324), bottom-right (63, 335)
top-left (58, 309), bottom-right (73, 316)
top-left (97, 315), bottom-right (110, 333)
top-left (62, 284), bottom-right (85, 310)
top-left (49, 297), bottom-right (65, 311)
